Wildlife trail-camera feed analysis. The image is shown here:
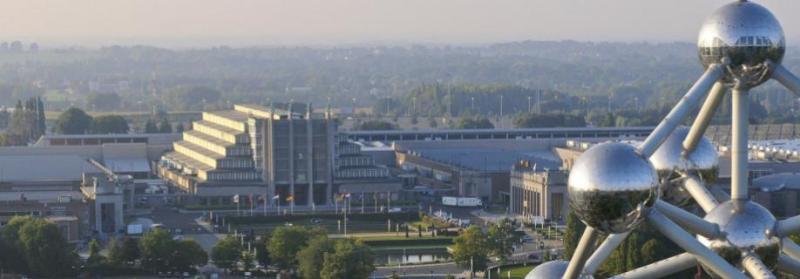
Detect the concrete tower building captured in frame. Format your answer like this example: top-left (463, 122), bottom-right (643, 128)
top-left (159, 103), bottom-right (335, 206)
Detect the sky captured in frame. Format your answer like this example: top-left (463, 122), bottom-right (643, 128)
top-left (2, 0), bottom-right (799, 48)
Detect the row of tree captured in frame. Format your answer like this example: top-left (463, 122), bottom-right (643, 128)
top-left (53, 107), bottom-right (184, 135)
top-left (450, 219), bottom-right (519, 275)
top-left (0, 97), bottom-right (46, 145)
top-left (0, 216), bottom-right (80, 277)
top-left (86, 228), bottom-right (207, 277)
top-left (212, 226), bottom-right (375, 279)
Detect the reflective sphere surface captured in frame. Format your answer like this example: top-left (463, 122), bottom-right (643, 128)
top-left (698, 1), bottom-right (785, 87)
top-left (568, 142), bottom-right (658, 234)
top-left (524, 260), bottom-right (568, 279)
top-left (697, 200), bottom-right (779, 276)
top-left (649, 127), bottom-right (719, 205)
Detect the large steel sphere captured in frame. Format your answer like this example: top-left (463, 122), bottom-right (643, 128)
top-left (649, 127), bottom-right (719, 205)
top-left (568, 142), bottom-right (659, 234)
top-left (524, 260), bottom-right (569, 279)
top-left (698, 0), bottom-right (785, 87)
top-left (697, 200), bottom-right (780, 276)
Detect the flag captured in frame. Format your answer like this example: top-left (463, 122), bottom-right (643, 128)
top-left (272, 194), bottom-right (280, 200)
top-left (345, 193), bottom-right (352, 199)
top-left (336, 193), bottom-right (344, 201)
top-left (286, 195), bottom-right (294, 202)
top-left (248, 194), bottom-right (253, 205)
top-left (233, 194), bottom-right (240, 204)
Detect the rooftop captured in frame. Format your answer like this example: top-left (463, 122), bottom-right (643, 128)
top-left (397, 140), bottom-right (562, 172)
top-left (0, 155), bottom-right (102, 182)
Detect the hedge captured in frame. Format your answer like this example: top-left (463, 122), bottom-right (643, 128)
top-left (361, 237), bottom-right (454, 247)
top-left (225, 211), bottom-right (420, 225)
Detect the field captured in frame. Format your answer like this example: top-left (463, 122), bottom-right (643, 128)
top-left (489, 265), bottom-right (537, 279)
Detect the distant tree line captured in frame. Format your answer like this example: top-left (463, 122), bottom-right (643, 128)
top-left (0, 97), bottom-right (46, 146)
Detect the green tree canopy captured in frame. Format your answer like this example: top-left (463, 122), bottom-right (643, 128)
top-left (451, 226), bottom-right (489, 274)
top-left (171, 240), bottom-right (208, 272)
top-left (453, 116), bottom-right (494, 129)
top-left (144, 119), bottom-right (159, 133)
top-left (513, 112), bottom-right (586, 128)
top-left (211, 236), bottom-right (241, 271)
top-left (91, 115), bottom-right (129, 134)
top-left (268, 226), bottom-right (324, 270)
top-left (487, 218), bottom-right (518, 264)
top-left (158, 118), bottom-right (172, 133)
top-left (297, 235), bottom-right (335, 279)
top-left (320, 239), bottom-right (375, 279)
top-left (357, 120), bottom-right (395, 131)
top-left (54, 107), bottom-right (93, 134)
top-left (108, 236), bottom-right (140, 266)
top-left (7, 217), bottom-right (79, 277)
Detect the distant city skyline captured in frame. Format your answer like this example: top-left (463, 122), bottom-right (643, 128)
top-left (2, 0), bottom-right (800, 48)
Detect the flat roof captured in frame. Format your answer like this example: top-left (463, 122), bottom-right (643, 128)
top-left (345, 126), bottom-right (655, 136)
top-left (397, 140), bottom-right (561, 172)
top-left (0, 155), bottom-right (102, 182)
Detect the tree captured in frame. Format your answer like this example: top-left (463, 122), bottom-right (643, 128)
top-left (487, 218), bottom-right (517, 264)
top-left (240, 251), bottom-right (255, 272)
top-left (144, 119), bottom-right (159, 133)
top-left (176, 122), bottom-right (185, 133)
top-left (453, 116), bottom-right (494, 129)
top-left (212, 236), bottom-right (241, 272)
top-left (108, 236), bottom-right (140, 266)
top-left (357, 120), bottom-right (395, 131)
top-left (640, 239), bottom-right (665, 265)
top-left (298, 235), bottom-right (335, 279)
top-left (86, 239), bottom-right (107, 275)
top-left (320, 239), bottom-right (375, 279)
top-left (158, 118), bottom-right (172, 133)
top-left (15, 217), bottom-right (79, 277)
top-left (428, 116), bottom-right (438, 128)
top-left (91, 115), bottom-right (129, 134)
top-left (171, 240), bottom-right (208, 272)
top-left (139, 228), bottom-right (176, 272)
top-left (268, 226), bottom-right (324, 270)
top-left (254, 234), bottom-right (271, 267)
top-left (513, 112), bottom-right (586, 128)
top-left (140, 229), bottom-right (207, 273)
top-left (54, 107), bottom-right (93, 134)
top-left (451, 226), bottom-right (489, 275)
top-left (563, 211), bottom-right (586, 259)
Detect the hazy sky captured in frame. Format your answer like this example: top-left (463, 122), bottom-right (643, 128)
top-left (3, 0), bottom-right (800, 47)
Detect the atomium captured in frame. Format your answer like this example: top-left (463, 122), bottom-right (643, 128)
top-left (698, 1), bottom-right (785, 87)
top-left (533, 1), bottom-right (800, 278)
top-left (567, 142), bottom-right (658, 234)
top-left (648, 127), bottom-right (719, 205)
top-left (698, 201), bottom-right (780, 277)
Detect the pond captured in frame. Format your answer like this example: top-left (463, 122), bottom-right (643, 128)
top-left (374, 248), bottom-right (451, 265)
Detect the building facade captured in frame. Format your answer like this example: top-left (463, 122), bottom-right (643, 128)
top-left (159, 103), bottom-right (336, 206)
top-left (509, 160), bottom-right (569, 222)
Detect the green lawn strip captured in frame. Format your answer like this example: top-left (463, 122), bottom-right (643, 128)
top-left (490, 265), bottom-right (536, 279)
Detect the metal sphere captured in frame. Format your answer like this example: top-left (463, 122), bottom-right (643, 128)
top-left (524, 260), bottom-right (569, 279)
top-left (648, 127), bottom-right (719, 205)
top-left (698, 0), bottom-right (785, 87)
top-left (697, 200), bottom-right (780, 276)
top-left (524, 260), bottom-right (594, 279)
top-left (568, 142), bottom-right (659, 234)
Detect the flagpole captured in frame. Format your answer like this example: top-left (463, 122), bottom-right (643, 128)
top-left (277, 195), bottom-right (280, 215)
top-left (263, 194), bottom-right (267, 216)
top-left (361, 194), bottom-right (365, 214)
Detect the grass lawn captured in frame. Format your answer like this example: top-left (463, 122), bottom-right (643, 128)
top-left (490, 265), bottom-right (536, 279)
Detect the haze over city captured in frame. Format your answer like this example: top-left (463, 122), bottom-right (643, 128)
top-left (3, 1), bottom-right (800, 278)
top-left (4, 0), bottom-right (800, 47)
